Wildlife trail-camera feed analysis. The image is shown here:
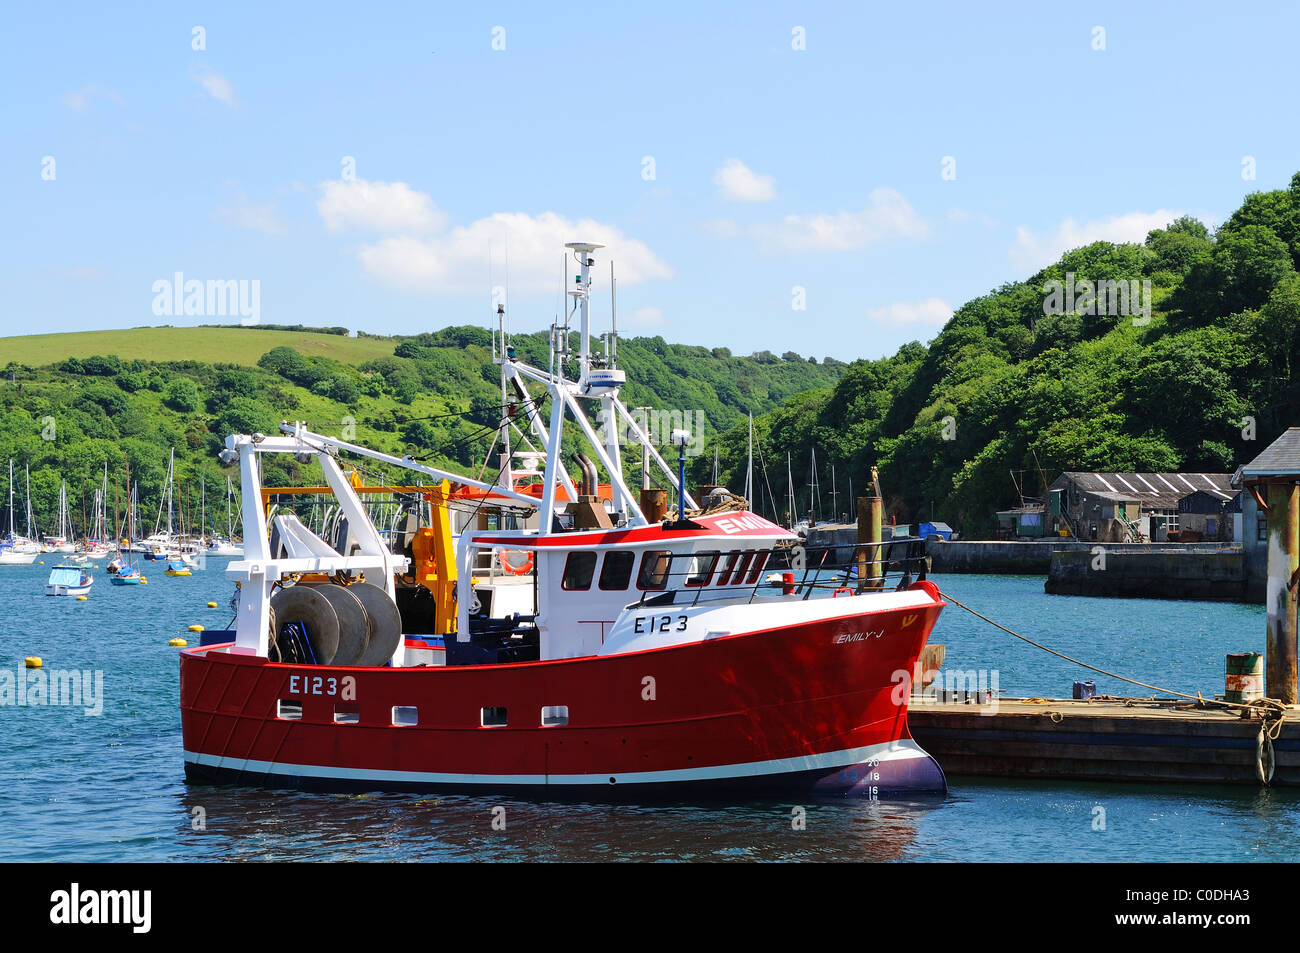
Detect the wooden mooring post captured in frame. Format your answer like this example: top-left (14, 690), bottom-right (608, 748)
top-left (856, 497), bottom-right (882, 589)
top-left (1241, 429), bottom-right (1300, 705)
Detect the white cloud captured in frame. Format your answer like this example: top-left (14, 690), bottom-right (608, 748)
top-left (216, 191), bottom-right (287, 236)
top-left (192, 67), bottom-right (235, 106)
top-left (751, 188), bottom-right (928, 252)
top-left (1009, 209), bottom-right (1182, 273)
top-left (866, 298), bottom-right (953, 329)
top-left (624, 306), bottom-right (666, 328)
top-left (713, 158), bottom-right (776, 202)
top-left (317, 178), bottom-right (446, 234)
top-left (947, 207), bottom-right (999, 228)
top-left (351, 210), bottom-right (672, 294)
top-left (42, 265), bottom-right (105, 280)
top-left (62, 84), bottom-right (123, 110)
top-left (699, 218), bottom-right (741, 239)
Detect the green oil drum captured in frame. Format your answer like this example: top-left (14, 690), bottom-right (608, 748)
top-left (1225, 652), bottom-right (1263, 703)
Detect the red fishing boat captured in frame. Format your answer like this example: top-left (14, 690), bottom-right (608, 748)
top-left (179, 242), bottom-right (946, 797)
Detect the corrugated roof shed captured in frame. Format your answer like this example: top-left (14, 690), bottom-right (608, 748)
top-left (1242, 428), bottom-right (1300, 479)
top-left (1051, 472), bottom-right (1235, 508)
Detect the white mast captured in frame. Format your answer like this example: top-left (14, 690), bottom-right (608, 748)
top-left (748, 416), bottom-right (755, 504)
top-left (101, 462), bottom-right (109, 543)
top-left (167, 448), bottom-right (175, 538)
top-left (830, 464), bottom-right (838, 522)
top-left (786, 452), bottom-right (794, 527)
top-left (25, 465), bottom-right (34, 541)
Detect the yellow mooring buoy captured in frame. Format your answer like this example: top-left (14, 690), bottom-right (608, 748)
top-left (207, 601), bottom-right (218, 608)
top-left (188, 624), bottom-right (204, 632)
top-left (76, 595), bottom-right (87, 601)
top-left (169, 638), bottom-right (188, 647)
top-left (25, 657), bottom-right (42, 668)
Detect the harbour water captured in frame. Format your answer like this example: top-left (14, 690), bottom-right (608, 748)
top-left (2, 562), bottom-right (1295, 862)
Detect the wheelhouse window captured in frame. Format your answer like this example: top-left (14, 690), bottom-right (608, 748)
top-left (562, 551), bottom-right (597, 590)
top-left (729, 552), bottom-right (754, 584)
top-left (744, 552), bottom-right (769, 584)
top-left (637, 550), bottom-right (672, 590)
top-left (715, 551), bottom-right (743, 586)
top-left (599, 550), bottom-right (636, 590)
top-left (685, 551), bottom-right (720, 587)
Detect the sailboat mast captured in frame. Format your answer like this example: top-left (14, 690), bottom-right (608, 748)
top-left (25, 465), bottom-right (33, 540)
top-left (125, 457), bottom-right (133, 567)
top-left (786, 452), bottom-right (794, 527)
top-left (168, 448), bottom-right (175, 537)
top-left (745, 413), bottom-right (753, 505)
top-left (809, 448), bottom-right (817, 520)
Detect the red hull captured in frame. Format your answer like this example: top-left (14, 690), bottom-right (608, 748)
top-left (181, 584), bottom-right (947, 797)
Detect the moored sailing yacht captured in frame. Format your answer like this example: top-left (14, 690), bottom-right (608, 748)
top-left (180, 242), bottom-right (946, 797)
top-left (110, 461), bottom-right (147, 586)
top-left (203, 475), bottom-right (243, 556)
top-left (42, 481), bottom-right (77, 553)
top-left (1, 460), bottom-right (38, 565)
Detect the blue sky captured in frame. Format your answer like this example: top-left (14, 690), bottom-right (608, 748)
top-left (3, 1), bottom-right (1296, 361)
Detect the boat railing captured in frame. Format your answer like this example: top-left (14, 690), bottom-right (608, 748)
top-left (630, 537), bottom-right (930, 611)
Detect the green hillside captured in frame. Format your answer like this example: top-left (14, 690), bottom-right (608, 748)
top-left (697, 176), bottom-right (1300, 534)
top-left (0, 326), bottom-right (393, 369)
top-left (0, 324), bottom-right (844, 534)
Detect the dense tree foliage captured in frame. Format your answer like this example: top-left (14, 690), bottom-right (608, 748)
top-left (694, 178), bottom-right (1300, 535)
top-left (0, 327), bottom-right (843, 535)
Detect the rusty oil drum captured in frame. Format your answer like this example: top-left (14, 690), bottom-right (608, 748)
top-left (1225, 652), bottom-right (1263, 703)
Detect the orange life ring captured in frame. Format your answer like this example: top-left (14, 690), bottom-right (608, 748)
top-left (497, 549), bottom-right (535, 575)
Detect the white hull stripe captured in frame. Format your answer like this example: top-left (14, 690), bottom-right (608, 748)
top-left (185, 739), bottom-right (932, 786)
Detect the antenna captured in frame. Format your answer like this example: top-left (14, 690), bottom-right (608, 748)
top-left (610, 260), bottom-right (618, 367)
top-left (565, 242), bottom-right (604, 389)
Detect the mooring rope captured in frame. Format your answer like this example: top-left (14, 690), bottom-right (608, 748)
top-left (938, 590), bottom-right (1288, 785)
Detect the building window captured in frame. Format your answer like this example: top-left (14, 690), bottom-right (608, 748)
top-left (1258, 511), bottom-right (1268, 542)
top-left (562, 551), bottom-right (597, 590)
top-left (598, 550), bottom-right (635, 590)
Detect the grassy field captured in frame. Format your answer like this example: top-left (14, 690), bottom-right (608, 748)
top-left (0, 326), bottom-right (397, 369)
